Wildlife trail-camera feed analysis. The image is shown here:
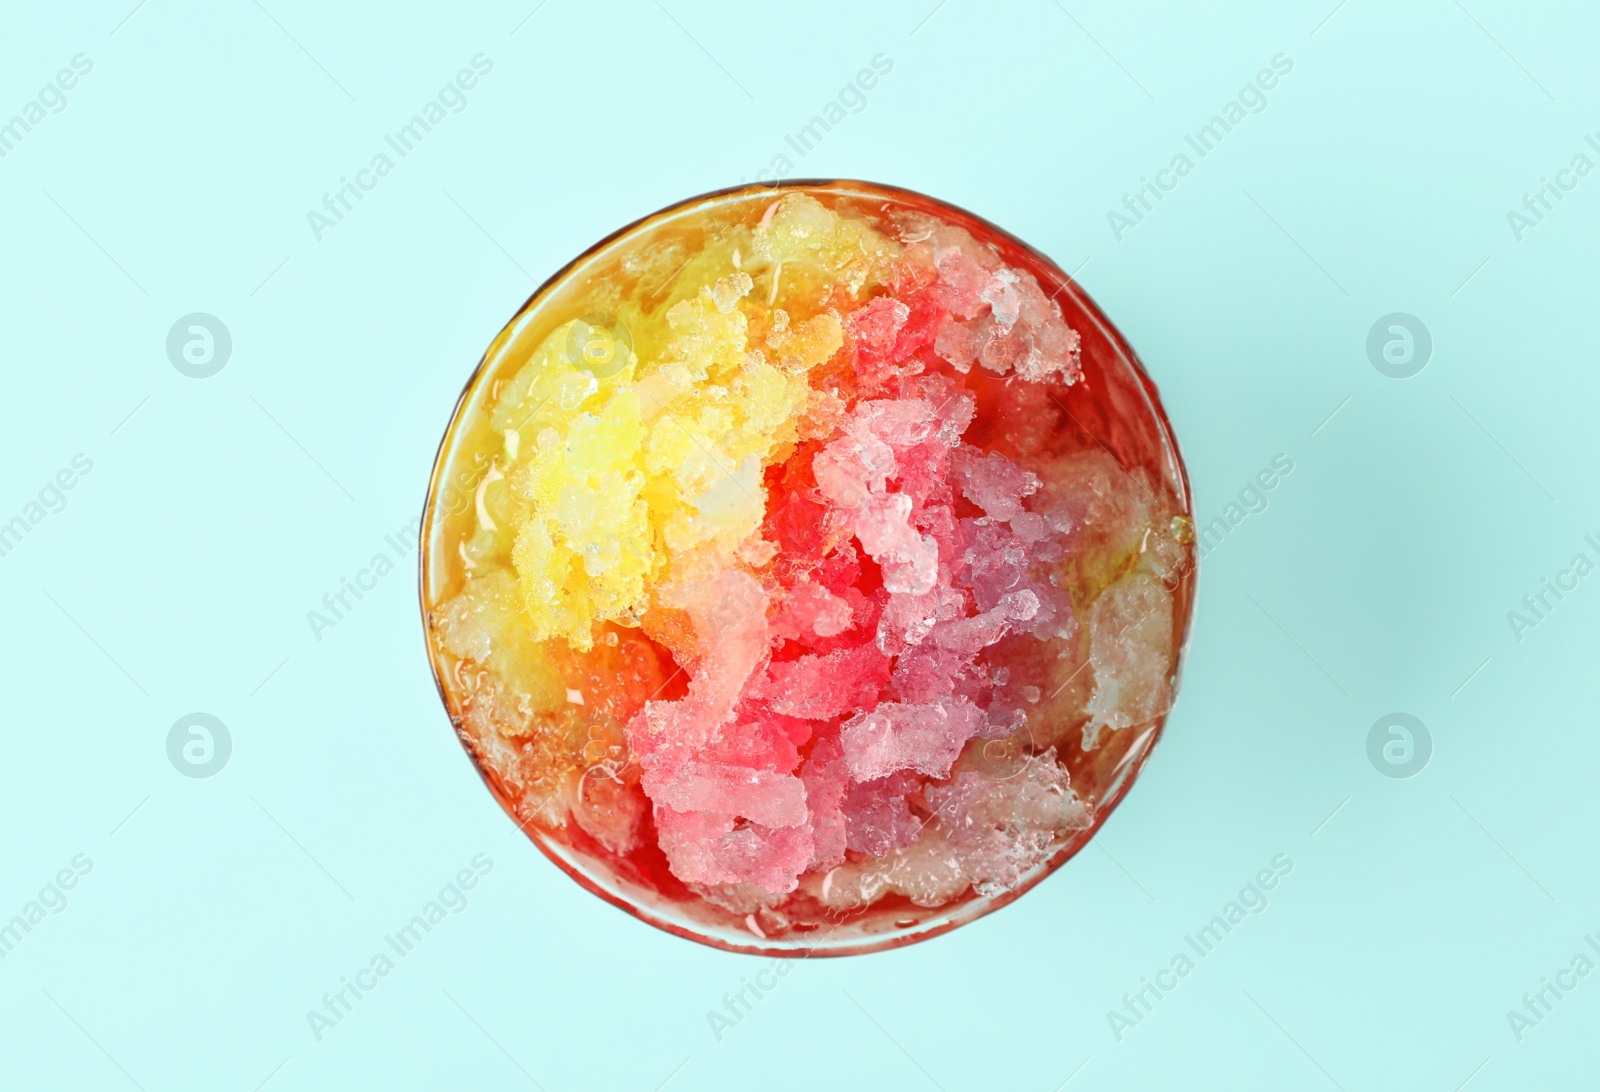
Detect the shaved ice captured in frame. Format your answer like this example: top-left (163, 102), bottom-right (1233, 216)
top-left (424, 184), bottom-right (1194, 950)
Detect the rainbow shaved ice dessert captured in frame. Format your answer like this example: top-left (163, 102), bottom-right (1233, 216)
top-left (423, 184), bottom-right (1194, 951)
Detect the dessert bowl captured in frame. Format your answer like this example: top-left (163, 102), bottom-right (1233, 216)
top-left (420, 180), bottom-right (1195, 955)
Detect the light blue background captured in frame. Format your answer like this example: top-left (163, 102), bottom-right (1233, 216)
top-left (2, 1), bottom-right (1596, 1088)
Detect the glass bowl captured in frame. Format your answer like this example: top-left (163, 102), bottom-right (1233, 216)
top-left (419, 180), bottom-right (1196, 956)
